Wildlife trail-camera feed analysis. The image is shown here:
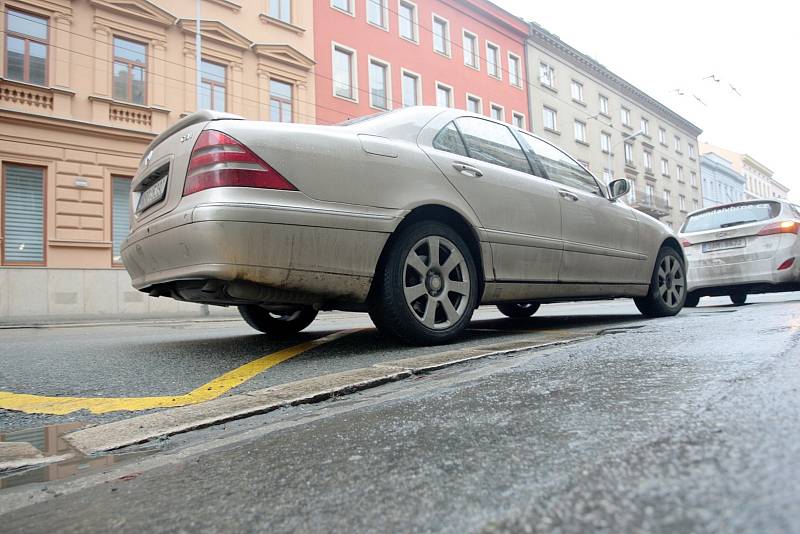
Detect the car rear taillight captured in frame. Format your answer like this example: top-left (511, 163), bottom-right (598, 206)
top-left (778, 258), bottom-right (795, 270)
top-left (183, 130), bottom-right (296, 196)
top-left (680, 239), bottom-right (692, 247)
top-left (757, 220), bottom-right (799, 236)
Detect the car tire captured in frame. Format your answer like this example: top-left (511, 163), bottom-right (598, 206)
top-left (370, 221), bottom-right (479, 345)
top-left (634, 246), bottom-right (687, 317)
top-left (238, 305), bottom-right (318, 337)
top-left (684, 292), bottom-right (700, 308)
top-left (730, 292), bottom-right (747, 305)
top-left (497, 302), bottom-right (540, 318)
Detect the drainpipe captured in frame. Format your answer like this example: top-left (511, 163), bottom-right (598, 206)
top-left (196, 0), bottom-right (202, 110)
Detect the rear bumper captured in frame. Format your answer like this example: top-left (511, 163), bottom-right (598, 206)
top-left (687, 256), bottom-right (800, 293)
top-left (121, 201), bottom-right (400, 303)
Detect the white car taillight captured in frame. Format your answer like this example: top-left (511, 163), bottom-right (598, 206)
top-left (183, 130), bottom-right (297, 196)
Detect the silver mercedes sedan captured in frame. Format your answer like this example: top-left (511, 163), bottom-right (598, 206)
top-left (122, 107), bottom-right (686, 345)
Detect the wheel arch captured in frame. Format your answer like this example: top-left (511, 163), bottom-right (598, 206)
top-left (661, 236), bottom-right (685, 262)
top-left (369, 204), bottom-right (486, 302)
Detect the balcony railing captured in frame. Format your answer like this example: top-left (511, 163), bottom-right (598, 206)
top-left (628, 190), bottom-right (671, 218)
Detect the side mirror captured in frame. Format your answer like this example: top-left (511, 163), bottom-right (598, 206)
top-left (608, 178), bottom-right (630, 200)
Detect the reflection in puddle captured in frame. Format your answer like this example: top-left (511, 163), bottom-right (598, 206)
top-left (0, 422), bottom-right (153, 490)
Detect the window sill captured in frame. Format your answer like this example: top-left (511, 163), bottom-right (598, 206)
top-left (465, 63), bottom-right (480, 72)
top-left (689, 156), bottom-right (697, 161)
top-left (433, 49), bottom-right (452, 59)
top-left (662, 174), bottom-right (671, 179)
top-left (367, 21), bottom-right (390, 32)
top-left (50, 239), bottom-right (112, 249)
top-left (625, 162), bottom-right (637, 169)
top-left (488, 74), bottom-right (503, 81)
top-left (333, 93), bottom-right (359, 104)
top-left (543, 127), bottom-right (561, 136)
top-left (510, 82), bottom-right (523, 90)
top-left (88, 95), bottom-right (169, 113)
top-left (622, 123), bottom-right (633, 130)
top-left (660, 142), bottom-right (668, 148)
top-left (207, 0), bottom-right (241, 10)
top-left (575, 139), bottom-right (590, 147)
top-left (331, 5), bottom-right (355, 17)
top-left (258, 13), bottom-right (306, 34)
top-left (599, 112), bottom-right (611, 120)
top-left (572, 98), bottom-right (587, 107)
top-left (691, 184), bottom-right (699, 189)
top-left (400, 36), bottom-right (420, 45)
top-left (676, 151), bottom-right (684, 156)
top-left (540, 83), bottom-right (557, 93)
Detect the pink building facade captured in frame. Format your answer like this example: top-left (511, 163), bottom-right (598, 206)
top-left (313, 0), bottom-right (529, 127)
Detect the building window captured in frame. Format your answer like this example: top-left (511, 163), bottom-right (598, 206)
top-left (691, 171), bottom-right (697, 186)
top-left (688, 143), bottom-right (696, 158)
top-left (112, 37), bottom-right (147, 104)
top-left (676, 165), bottom-right (684, 182)
top-left (5, 8), bottom-right (48, 85)
top-left (602, 168), bottom-right (612, 183)
top-left (600, 131), bottom-right (611, 153)
top-left (663, 189), bottom-right (671, 207)
top-left (574, 120), bottom-right (587, 143)
top-left (401, 70), bottom-right (420, 107)
top-left (599, 94), bottom-right (609, 115)
top-left (398, 1), bottom-right (418, 42)
top-left (679, 194), bottom-right (686, 211)
top-left (199, 59), bottom-right (226, 111)
top-left (112, 176), bottom-right (131, 265)
top-left (661, 158), bottom-right (670, 176)
top-left (674, 135), bottom-right (682, 153)
top-left (539, 62), bottom-right (554, 88)
top-left (490, 104), bottom-right (503, 122)
top-left (269, 79), bottom-right (293, 122)
top-left (466, 94), bottom-right (481, 114)
top-left (436, 82), bottom-right (452, 107)
top-left (643, 150), bottom-right (652, 171)
top-left (512, 112), bottom-right (525, 129)
top-left (627, 179), bottom-right (636, 202)
top-left (269, 0), bottom-right (291, 23)
top-left (367, 0), bottom-right (388, 29)
top-left (640, 117), bottom-right (649, 135)
top-left (620, 107), bottom-right (631, 126)
top-left (331, 0), bottom-right (353, 14)
top-left (693, 199), bottom-right (699, 210)
top-left (645, 183), bottom-right (655, 204)
top-left (659, 127), bottom-right (667, 145)
top-left (368, 59), bottom-right (389, 110)
top-left (432, 15), bottom-right (450, 56)
top-left (570, 80), bottom-right (584, 103)
top-left (332, 45), bottom-right (355, 100)
top-left (486, 42), bottom-right (501, 78)
top-left (462, 31), bottom-right (478, 68)
top-left (508, 54), bottom-right (521, 87)
top-left (2, 164), bottom-right (45, 264)
top-left (542, 106), bottom-right (557, 131)
top-left (624, 142), bottom-right (633, 164)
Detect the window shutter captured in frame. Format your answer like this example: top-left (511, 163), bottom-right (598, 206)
top-left (112, 177), bottom-right (131, 262)
top-left (3, 165), bottom-right (44, 263)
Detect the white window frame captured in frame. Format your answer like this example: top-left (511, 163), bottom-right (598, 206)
top-left (400, 67), bottom-right (421, 107)
top-left (643, 150), bottom-right (652, 171)
top-left (574, 119), bottom-right (587, 143)
top-left (600, 131), bottom-right (611, 153)
top-left (507, 52), bottom-right (521, 88)
top-left (435, 80), bottom-right (453, 108)
top-left (542, 105), bottom-right (557, 131)
top-left (621, 106), bottom-right (631, 126)
top-left (465, 92), bottom-right (482, 114)
top-left (640, 116), bottom-right (649, 135)
top-left (366, 0), bottom-right (389, 30)
top-left (512, 111), bottom-right (526, 130)
top-left (691, 171), bottom-right (697, 187)
top-left (676, 165), bottom-right (684, 182)
top-left (397, 0), bottom-right (419, 43)
top-left (431, 13), bottom-right (451, 57)
top-left (679, 194), bottom-right (686, 211)
top-left (490, 102), bottom-right (504, 122)
top-left (539, 62), bottom-right (554, 88)
top-left (331, 41), bottom-right (358, 102)
top-left (663, 189), bottom-right (671, 207)
top-left (624, 142), bottom-right (634, 164)
top-left (658, 127), bottom-right (667, 145)
top-left (688, 143), bottom-right (696, 158)
top-left (462, 29), bottom-right (479, 70)
top-left (367, 55), bottom-right (392, 110)
top-left (599, 94), bottom-right (609, 115)
top-left (570, 79), bottom-right (584, 103)
top-left (661, 158), bottom-right (670, 176)
top-left (674, 135), bottom-right (682, 153)
top-left (485, 40), bottom-right (501, 79)
top-left (330, 0), bottom-right (355, 16)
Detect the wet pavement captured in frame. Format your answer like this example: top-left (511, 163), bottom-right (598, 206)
top-left (2, 293), bottom-right (800, 531)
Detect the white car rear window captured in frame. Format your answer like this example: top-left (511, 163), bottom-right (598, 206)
top-left (682, 202), bottom-right (781, 233)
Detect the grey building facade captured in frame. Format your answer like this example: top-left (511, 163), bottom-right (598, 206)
top-left (700, 153), bottom-right (746, 207)
top-left (525, 23), bottom-right (703, 230)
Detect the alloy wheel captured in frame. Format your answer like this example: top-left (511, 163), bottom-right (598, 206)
top-left (657, 254), bottom-right (685, 308)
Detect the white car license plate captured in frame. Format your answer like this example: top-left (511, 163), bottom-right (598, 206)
top-left (702, 238), bottom-right (747, 253)
top-left (136, 176), bottom-right (168, 213)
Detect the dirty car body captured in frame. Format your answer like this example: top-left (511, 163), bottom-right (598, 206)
top-left (122, 107), bottom-right (685, 344)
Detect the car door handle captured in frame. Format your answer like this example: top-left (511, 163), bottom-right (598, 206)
top-left (558, 190), bottom-right (579, 201)
top-left (452, 162), bottom-right (483, 178)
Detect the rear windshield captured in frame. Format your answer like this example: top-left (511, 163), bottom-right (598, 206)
top-left (682, 202), bottom-right (781, 233)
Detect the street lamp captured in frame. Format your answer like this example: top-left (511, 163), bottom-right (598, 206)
top-left (607, 129), bottom-right (646, 184)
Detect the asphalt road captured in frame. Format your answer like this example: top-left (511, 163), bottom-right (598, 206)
top-left (3, 293), bottom-right (800, 532)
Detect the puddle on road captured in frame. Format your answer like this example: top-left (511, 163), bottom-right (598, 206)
top-left (0, 422), bottom-right (155, 491)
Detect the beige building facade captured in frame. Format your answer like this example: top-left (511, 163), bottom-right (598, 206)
top-left (526, 23), bottom-right (703, 231)
top-left (0, 0), bottom-right (315, 320)
top-left (700, 143), bottom-right (789, 201)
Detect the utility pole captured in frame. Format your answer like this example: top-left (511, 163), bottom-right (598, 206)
top-left (196, 0), bottom-right (202, 110)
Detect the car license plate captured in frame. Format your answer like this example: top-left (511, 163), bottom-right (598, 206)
top-left (136, 176), bottom-right (168, 213)
top-left (702, 238), bottom-right (746, 253)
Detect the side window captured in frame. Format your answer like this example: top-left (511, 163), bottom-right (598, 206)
top-left (432, 122), bottom-right (467, 157)
top-left (454, 117), bottom-right (531, 174)
top-left (520, 132), bottom-right (602, 195)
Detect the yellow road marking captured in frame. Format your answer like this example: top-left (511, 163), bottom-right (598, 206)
top-left (0, 330), bottom-right (353, 415)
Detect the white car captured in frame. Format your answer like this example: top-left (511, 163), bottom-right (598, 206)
top-left (679, 199), bottom-right (800, 306)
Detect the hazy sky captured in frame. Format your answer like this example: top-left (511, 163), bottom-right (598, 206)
top-left (493, 0), bottom-right (798, 198)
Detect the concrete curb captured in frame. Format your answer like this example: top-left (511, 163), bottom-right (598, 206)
top-left (64, 335), bottom-right (590, 455)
